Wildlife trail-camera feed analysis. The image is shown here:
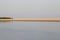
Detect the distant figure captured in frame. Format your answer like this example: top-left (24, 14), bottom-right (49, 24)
top-left (0, 17), bottom-right (12, 19)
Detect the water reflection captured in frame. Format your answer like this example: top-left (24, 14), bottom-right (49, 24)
top-left (0, 22), bottom-right (60, 40)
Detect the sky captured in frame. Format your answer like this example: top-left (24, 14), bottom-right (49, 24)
top-left (0, 0), bottom-right (60, 18)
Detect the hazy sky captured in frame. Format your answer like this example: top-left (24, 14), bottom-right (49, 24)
top-left (0, 0), bottom-right (60, 18)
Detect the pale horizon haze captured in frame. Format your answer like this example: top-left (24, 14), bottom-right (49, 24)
top-left (0, 0), bottom-right (60, 18)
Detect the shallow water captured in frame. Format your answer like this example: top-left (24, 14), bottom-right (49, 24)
top-left (0, 22), bottom-right (60, 40)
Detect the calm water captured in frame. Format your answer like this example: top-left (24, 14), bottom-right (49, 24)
top-left (0, 22), bottom-right (60, 40)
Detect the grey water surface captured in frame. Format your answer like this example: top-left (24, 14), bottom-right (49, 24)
top-left (0, 22), bottom-right (60, 40)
